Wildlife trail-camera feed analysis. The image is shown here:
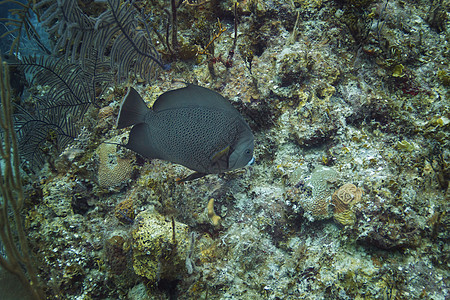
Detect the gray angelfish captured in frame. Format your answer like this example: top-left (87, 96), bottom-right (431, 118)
top-left (116, 84), bottom-right (255, 181)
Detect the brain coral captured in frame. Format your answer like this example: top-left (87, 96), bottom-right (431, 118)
top-left (298, 166), bottom-right (339, 221)
top-left (96, 140), bottom-right (133, 189)
top-left (332, 183), bottom-right (363, 226)
top-left (132, 210), bottom-right (190, 284)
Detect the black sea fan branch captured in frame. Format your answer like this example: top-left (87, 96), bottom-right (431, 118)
top-left (12, 53), bottom-right (109, 172)
top-left (17, 55), bottom-right (93, 118)
top-left (37, 0), bottom-right (164, 82)
top-left (80, 49), bottom-right (112, 104)
top-left (36, 0), bottom-right (98, 63)
top-left (0, 0), bottom-right (48, 55)
top-left (14, 103), bottom-right (77, 172)
top-left (103, 0), bottom-right (164, 80)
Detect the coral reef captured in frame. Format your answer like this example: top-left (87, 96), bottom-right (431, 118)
top-left (3, 0), bottom-right (449, 299)
top-left (354, 205), bottom-right (422, 250)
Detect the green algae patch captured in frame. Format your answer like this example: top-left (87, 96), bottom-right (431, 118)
top-left (396, 140), bottom-right (415, 152)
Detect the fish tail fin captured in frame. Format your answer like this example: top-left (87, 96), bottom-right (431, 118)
top-left (126, 123), bottom-right (160, 159)
top-left (117, 87), bottom-right (150, 129)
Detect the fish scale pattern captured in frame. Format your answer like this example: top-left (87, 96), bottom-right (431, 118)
top-left (119, 84), bottom-right (254, 177)
top-left (149, 107), bottom-right (239, 173)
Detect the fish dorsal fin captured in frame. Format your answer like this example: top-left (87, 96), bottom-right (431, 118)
top-left (153, 84), bottom-right (237, 112)
top-left (117, 87), bottom-right (150, 129)
top-left (125, 123), bottom-right (161, 159)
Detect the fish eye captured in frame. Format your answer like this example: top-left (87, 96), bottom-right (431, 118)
top-left (245, 149), bottom-right (251, 155)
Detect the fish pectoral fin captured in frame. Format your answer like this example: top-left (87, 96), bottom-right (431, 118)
top-left (211, 145), bottom-right (230, 169)
top-left (177, 172), bottom-right (208, 182)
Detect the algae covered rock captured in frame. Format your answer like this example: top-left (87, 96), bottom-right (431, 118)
top-left (42, 176), bottom-right (74, 217)
top-left (132, 209), bottom-right (191, 284)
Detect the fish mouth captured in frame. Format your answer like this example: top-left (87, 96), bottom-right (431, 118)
top-left (247, 157), bottom-right (255, 166)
